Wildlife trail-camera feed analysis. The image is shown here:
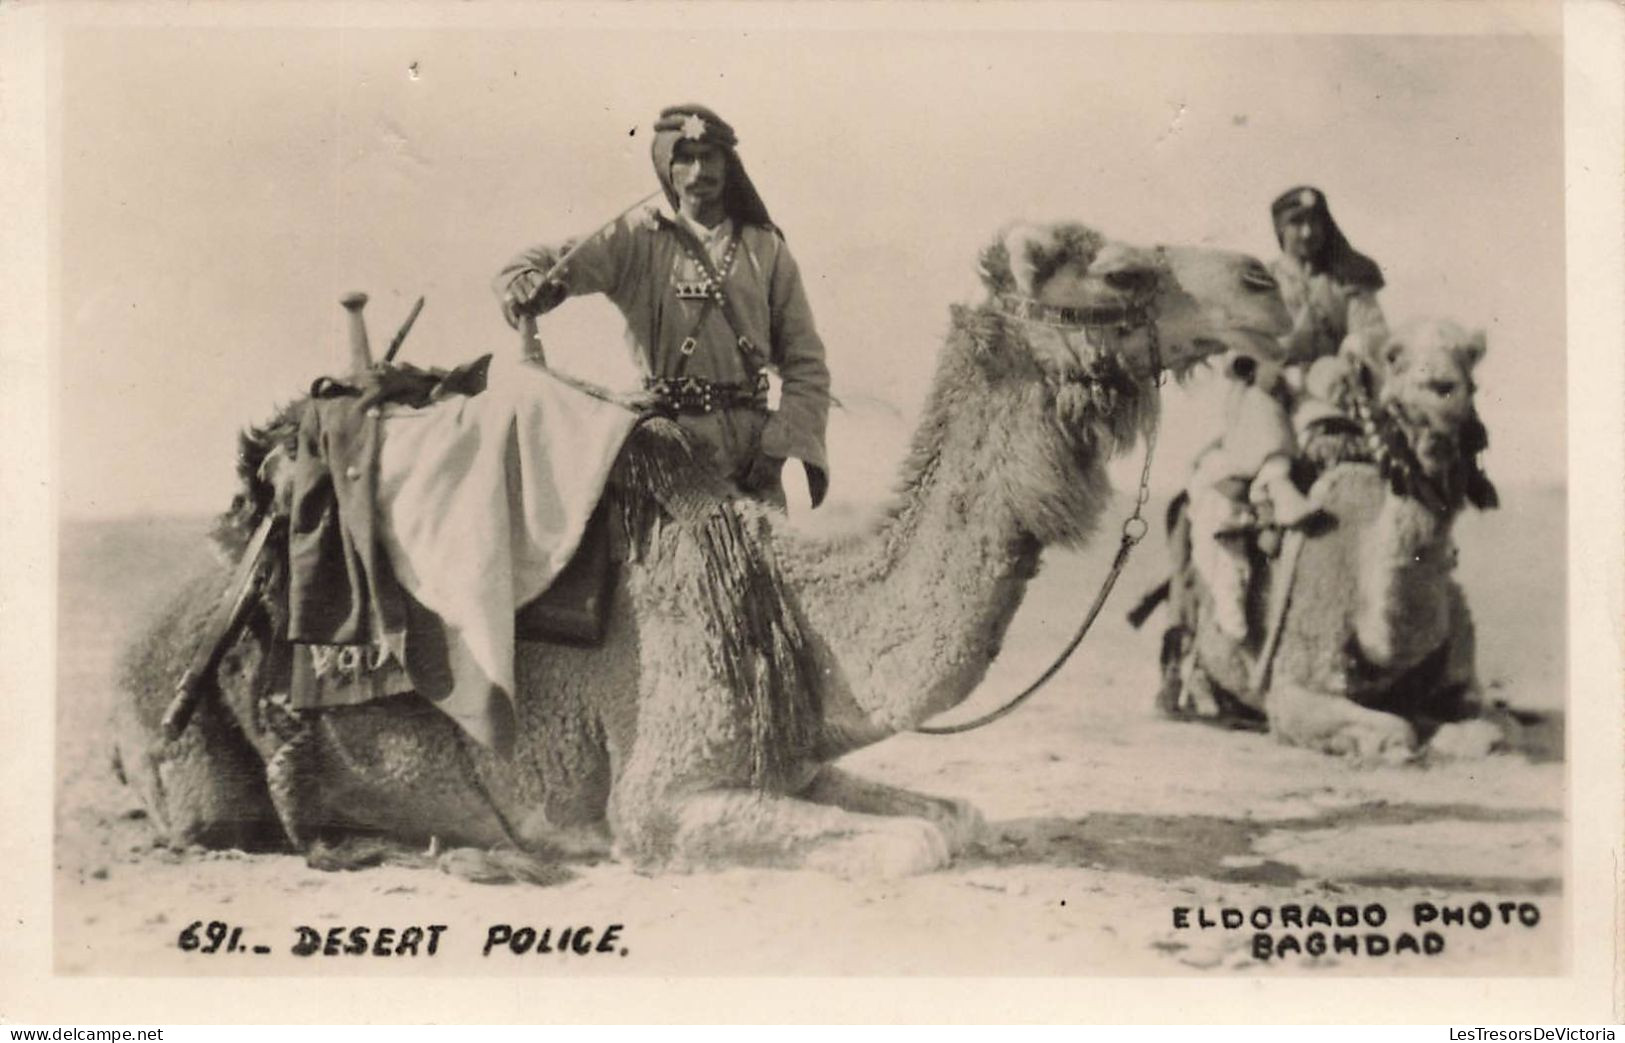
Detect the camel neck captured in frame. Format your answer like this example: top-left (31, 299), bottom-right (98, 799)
top-left (1351, 478), bottom-right (1461, 674)
top-left (790, 332), bottom-right (1121, 753)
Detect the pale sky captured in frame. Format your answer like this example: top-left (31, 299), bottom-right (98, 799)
top-left (56, 9), bottom-right (1566, 517)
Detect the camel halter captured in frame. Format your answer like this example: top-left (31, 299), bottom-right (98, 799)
top-left (916, 296), bottom-right (1166, 736)
top-left (992, 293), bottom-right (1156, 344)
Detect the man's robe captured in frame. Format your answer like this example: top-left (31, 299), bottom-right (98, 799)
top-left (1270, 253), bottom-right (1389, 368)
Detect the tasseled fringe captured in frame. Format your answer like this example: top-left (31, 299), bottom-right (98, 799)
top-left (610, 419), bottom-right (821, 791)
top-left (1368, 404), bottom-right (1498, 517)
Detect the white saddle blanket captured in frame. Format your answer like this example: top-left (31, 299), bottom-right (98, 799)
top-left (373, 353), bottom-right (638, 746)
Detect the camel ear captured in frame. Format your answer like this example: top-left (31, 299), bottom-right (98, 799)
top-left (1001, 222), bottom-right (1107, 297)
top-left (976, 237), bottom-right (1016, 294)
top-left (1002, 223), bottom-right (1053, 297)
top-left (1460, 329), bottom-right (1488, 368)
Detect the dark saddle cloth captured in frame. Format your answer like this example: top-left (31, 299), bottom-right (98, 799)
top-left (513, 500), bottom-right (618, 646)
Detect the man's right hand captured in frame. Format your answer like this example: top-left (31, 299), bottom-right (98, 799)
top-left (501, 269), bottom-right (570, 328)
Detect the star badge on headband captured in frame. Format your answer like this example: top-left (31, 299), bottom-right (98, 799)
top-left (680, 114), bottom-right (708, 141)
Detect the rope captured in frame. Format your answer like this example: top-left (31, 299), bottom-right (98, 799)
top-left (1248, 528), bottom-right (1306, 696)
top-left (912, 529), bottom-right (1141, 735)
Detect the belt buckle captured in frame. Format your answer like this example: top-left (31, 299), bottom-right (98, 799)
top-left (679, 337), bottom-right (698, 357)
top-left (673, 376), bottom-right (702, 413)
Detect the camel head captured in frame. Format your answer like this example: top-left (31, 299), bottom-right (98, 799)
top-left (1379, 318), bottom-right (1484, 428)
top-left (982, 222), bottom-right (1291, 381)
top-left (934, 222), bottom-right (1292, 548)
top-left (1374, 317), bottom-right (1497, 510)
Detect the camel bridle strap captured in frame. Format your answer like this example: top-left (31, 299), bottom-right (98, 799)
top-left (915, 350), bottom-right (1165, 737)
top-left (991, 245), bottom-right (1171, 377)
top-left (995, 293), bottom-right (1154, 339)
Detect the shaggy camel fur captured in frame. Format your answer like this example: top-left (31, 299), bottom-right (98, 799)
top-left (113, 221), bottom-right (1290, 880)
top-left (1161, 318), bottom-right (1503, 761)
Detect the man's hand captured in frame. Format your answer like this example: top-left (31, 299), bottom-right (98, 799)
top-left (500, 269), bottom-right (570, 328)
top-left (737, 451), bottom-right (785, 494)
top-left (1280, 304), bottom-right (1337, 363)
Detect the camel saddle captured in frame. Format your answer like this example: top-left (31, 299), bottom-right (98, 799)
top-left (287, 501), bottom-right (618, 708)
top-left (166, 351), bottom-right (640, 752)
top-left (282, 361), bottom-right (626, 718)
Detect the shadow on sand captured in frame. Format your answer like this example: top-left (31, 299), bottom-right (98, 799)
top-left (970, 801), bottom-right (1562, 895)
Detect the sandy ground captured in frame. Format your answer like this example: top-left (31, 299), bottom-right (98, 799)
top-left (54, 484), bottom-right (1565, 978)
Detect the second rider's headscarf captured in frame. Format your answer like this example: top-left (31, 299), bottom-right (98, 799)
top-left (1270, 185), bottom-right (1384, 291)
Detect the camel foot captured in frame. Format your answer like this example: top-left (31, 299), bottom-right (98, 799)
top-left (807, 816), bottom-right (952, 879)
top-left (436, 846), bottom-right (572, 886)
top-left (304, 835), bottom-right (566, 885)
top-left (1270, 684), bottom-right (1417, 763)
top-left (306, 836), bottom-right (402, 872)
top-left (1180, 658), bottom-right (1224, 718)
top-left (1427, 718), bottom-right (1506, 760)
top-left (627, 787), bottom-right (960, 877)
top-left (515, 810), bottom-right (615, 861)
top-left (1299, 713), bottom-right (1417, 763)
top-left (800, 766), bottom-right (984, 854)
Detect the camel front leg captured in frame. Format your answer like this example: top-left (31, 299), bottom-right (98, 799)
top-left (1425, 588), bottom-right (1514, 758)
top-left (620, 787), bottom-right (955, 879)
top-left (1268, 680), bottom-right (1417, 763)
top-left (799, 765), bottom-right (984, 854)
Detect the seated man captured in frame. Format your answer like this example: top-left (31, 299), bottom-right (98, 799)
top-left (1269, 185), bottom-right (1389, 373)
top-left (495, 104), bottom-right (832, 509)
top-left (1183, 186), bottom-right (1389, 640)
top-left (1275, 186), bottom-right (1392, 467)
